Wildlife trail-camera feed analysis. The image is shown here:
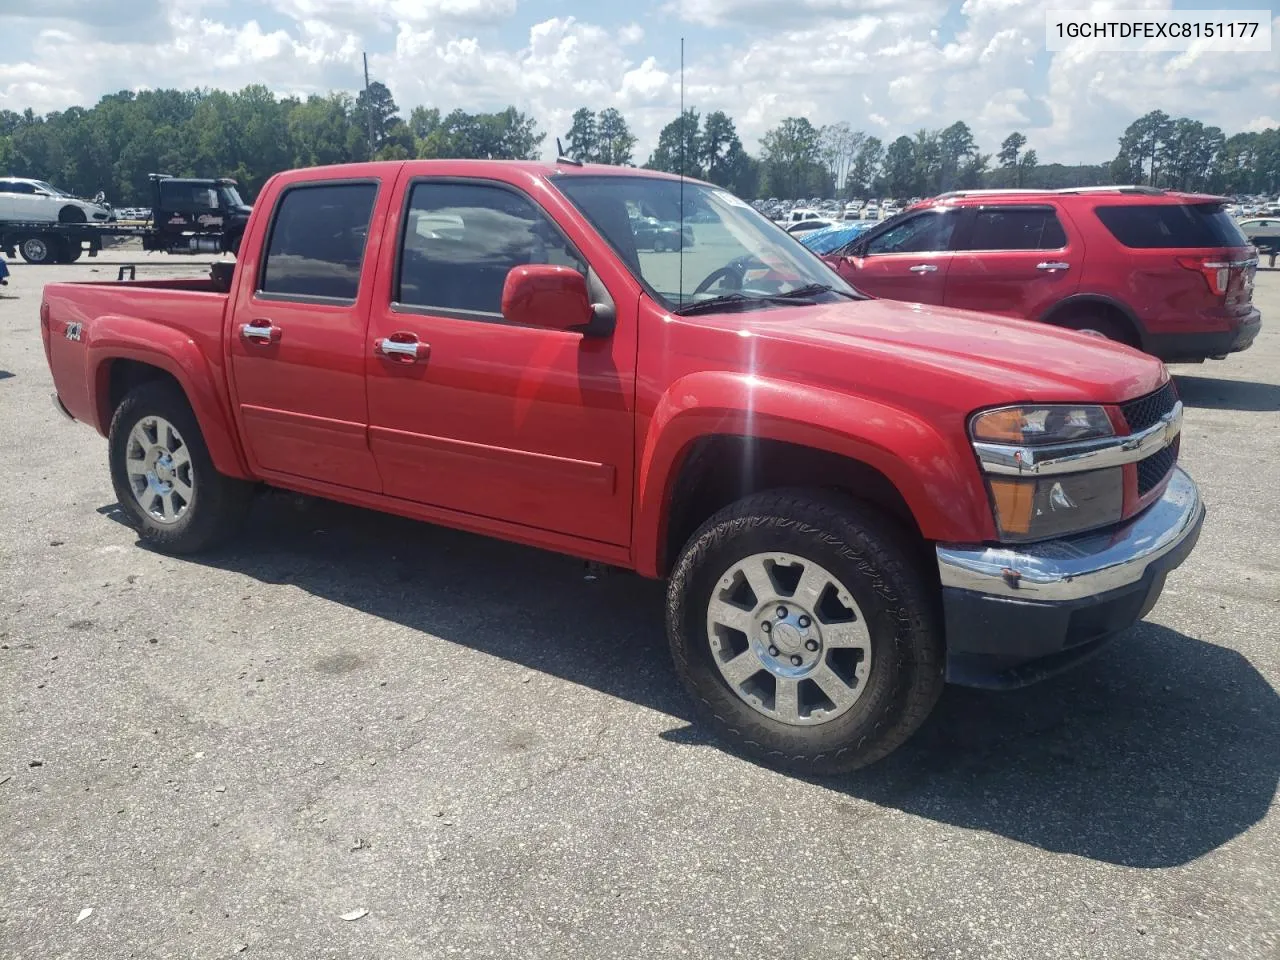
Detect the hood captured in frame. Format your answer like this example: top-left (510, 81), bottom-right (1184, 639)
top-left (680, 298), bottom-right (1167, 409)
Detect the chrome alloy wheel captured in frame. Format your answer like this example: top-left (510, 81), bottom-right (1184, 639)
top-left (124, 416), bottom-right (194, 524)
top-left (706, 552), bottom-right (872, 725)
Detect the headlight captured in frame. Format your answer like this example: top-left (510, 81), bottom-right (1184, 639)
top-left (986, 469), bottom-right (1124, 542)
top-left (971, 404), bottom-right (1123, 542)
top-left (971, 404), bottom-right (1113, 446)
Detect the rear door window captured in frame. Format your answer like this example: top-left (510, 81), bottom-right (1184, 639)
top-left (259, 182), bottom-right (378, 302)
top-left (1095, 203), bottom-right (1248, 248)
top-left (961, 207), bottom-right (1067, 250)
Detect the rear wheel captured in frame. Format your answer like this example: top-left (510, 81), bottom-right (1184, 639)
top-left (666, 490), bottom-right (944, 773)
top-left (19, 237), bottom-right (55, 264)
top-left (108, 381), bottom-right (253, 554)
top-left (1054, 310), bottom-right (1139, 348)
top-left (59, 242), bottom-right (83, 263)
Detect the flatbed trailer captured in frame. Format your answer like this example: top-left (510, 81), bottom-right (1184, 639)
top-left (0, 220), bottom-right (154, 265)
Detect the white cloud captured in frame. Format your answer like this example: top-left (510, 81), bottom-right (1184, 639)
top-left (0, 0), bottom-right (1276, 167)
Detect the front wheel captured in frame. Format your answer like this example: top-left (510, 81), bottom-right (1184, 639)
top-left (666, 490), bottom-right (944, 773)
top-left (108, 381), bottom-right (253, 554)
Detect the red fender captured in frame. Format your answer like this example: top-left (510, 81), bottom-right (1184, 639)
top-left (632, 370), bottom-right (994, 577)
top-left (86, 315), bottom-right (252, 479)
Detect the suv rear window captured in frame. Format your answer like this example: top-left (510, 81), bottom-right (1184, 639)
top-left (1095, 203), bottom-right (1248, 249)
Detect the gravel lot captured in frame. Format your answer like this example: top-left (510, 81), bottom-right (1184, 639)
top-left (1, 250), bottom-right (1277, 960)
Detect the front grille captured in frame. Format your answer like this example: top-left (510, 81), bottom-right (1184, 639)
top-left (1120, 382), bottom-right (1178, 433)
top-left (1137, 437), bottom-right (1179, 496)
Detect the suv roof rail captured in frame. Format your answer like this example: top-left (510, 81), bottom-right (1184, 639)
top-left (933, 185), bottom-right (1168, 202)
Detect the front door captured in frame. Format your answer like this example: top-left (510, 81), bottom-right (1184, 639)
top-left (227, 178), bottom-right (387, 493)
top-left (942, 205), bottom-right (1081, 319)
top-left (832, 209), bottom-right (959, 305)
top-left (365, 177), bottom-right (636, 547)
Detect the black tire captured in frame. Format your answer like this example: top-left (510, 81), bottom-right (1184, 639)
top-left (1055, 312), bottom-right (1138, 348)
top-left (60, 242), bottom-right (83, 264)
top-left (666, 490), bottom-right (944, 774)
top-left (19, 237), bottom-right (55, 264)
top-left (653, 236), bottom-right (668, 252)
top-left (59, 206), bottom-right (87, 224)
top-left (108, 380), bottom-right (253, 554)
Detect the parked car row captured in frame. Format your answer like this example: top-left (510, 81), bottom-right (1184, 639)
top-left (42, 159), bottom-right (1210, 775)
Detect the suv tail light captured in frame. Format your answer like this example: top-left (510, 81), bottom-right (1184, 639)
top-left (1176, 256), bottom-right (1231, 296)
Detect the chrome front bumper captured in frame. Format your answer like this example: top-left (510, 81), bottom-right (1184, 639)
top-left (937, 468), bottom-right (1204, 603)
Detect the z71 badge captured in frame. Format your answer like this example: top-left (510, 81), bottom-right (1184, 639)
top-left (64, 322), bottom-right (82, 341)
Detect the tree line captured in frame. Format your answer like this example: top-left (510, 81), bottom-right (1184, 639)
top-left (1, 83), bottom-right (1277, 204)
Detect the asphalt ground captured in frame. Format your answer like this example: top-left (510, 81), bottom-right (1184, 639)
top-left (1, 249), bottom-right (1277, 960)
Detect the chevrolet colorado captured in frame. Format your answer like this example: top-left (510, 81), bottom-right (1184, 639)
top-left (41, 160), bottom-right (1205, 772)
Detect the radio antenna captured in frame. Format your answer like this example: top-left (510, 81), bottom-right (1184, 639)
top-left (678, 37), bottom-right (685, 304)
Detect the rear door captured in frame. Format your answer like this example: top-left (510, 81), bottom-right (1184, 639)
top-left (832, 209), bottom-right (960, 304)
top-left (227, 177), bottom-right (389, 492)
top-left (0, 180), bottom-right (14, 219)
top-left (943, 204), bottom-right (1081, 319)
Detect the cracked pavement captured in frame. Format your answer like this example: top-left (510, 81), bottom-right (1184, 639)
top-left (1, 251), bottom-right (1277, 959)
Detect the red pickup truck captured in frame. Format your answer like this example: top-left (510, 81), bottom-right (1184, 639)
top-left (41, 160), bottom-right (1205, 772)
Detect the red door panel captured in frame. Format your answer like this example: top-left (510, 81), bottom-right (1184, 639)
top-left (227, 176), bottom-right (390, 492)
top-left (364, 176), bottom-right (637, 548)
top-left (943, 206), bottom-right (1081, 319)
top-left (830, 209), bottom-right (959, 305)
top-left (833, 252), bottom-right (951, 304)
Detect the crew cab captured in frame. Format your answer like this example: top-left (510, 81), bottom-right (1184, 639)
top-left (41, 161), bottom-right (1205, 772)
top-left (822, 187), bottom-right (1262, 363)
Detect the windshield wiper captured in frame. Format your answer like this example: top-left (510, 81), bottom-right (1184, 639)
top-left (672, 292), bottom-right (820, 316)
top-left (774, 283), bottom-right (857, 300)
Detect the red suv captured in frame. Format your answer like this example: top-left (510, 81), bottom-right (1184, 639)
top-left (822, 187), bottom-right (1261, 362)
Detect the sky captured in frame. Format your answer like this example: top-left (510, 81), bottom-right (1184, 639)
top-left (0, 0), bottom-right (1277, 166)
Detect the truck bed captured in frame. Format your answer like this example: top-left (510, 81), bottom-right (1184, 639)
top-left (43, 279), bottom-right (231, 435)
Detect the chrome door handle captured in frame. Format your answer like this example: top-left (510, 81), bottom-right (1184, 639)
top-left (1037, 261), bottom-right (1071, 271)
top-left (240, 319), bottom-right (281, 343)
top-left (908, 264), bottom-right (938, 273)
top-left (376, 336), bottom-right (428, 362)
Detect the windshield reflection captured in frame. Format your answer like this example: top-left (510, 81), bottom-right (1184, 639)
top-left (554, 175), bottom-right (858, 311)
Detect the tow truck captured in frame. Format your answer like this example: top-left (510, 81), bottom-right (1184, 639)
top-left (1, 174), bottom-right (250, 265)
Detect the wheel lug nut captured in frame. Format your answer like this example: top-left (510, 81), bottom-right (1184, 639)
top-left (790, 655), bottom-right (803, 666)
top-left (805, 639), bottom-right (819, 652)
top-left (776, 606), bottom-right (788, 619)
top-left (797, 615), bottom-right (811, 628)
top-left (768, 645), bottom-right (780, 657)
top-left (761, 621), bottom-right (772, 634)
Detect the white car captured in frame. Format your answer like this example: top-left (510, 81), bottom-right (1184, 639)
top-left (0, 177), bottom-right (115, 223)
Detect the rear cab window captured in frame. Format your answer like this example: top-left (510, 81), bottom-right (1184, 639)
top-left (259, 182), bottom-right (378, 302)
top-left (1094, 202), bottom-right (1249, 249)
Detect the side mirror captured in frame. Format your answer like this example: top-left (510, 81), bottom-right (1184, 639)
top-left (501, 264), bottom-right (593, 332)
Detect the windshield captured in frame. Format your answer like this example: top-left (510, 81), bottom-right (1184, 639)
top-left (553, 175), bottom-right (856, 311)
top-left (220, 185), bottom-right (245, 208)
top-left (31, 180), bottom-right (70, 197)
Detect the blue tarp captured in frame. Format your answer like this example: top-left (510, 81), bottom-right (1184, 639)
top-left (0, 256), bottom-right (9, 285)
top-left (798, 221), bottom-right (876, 254)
